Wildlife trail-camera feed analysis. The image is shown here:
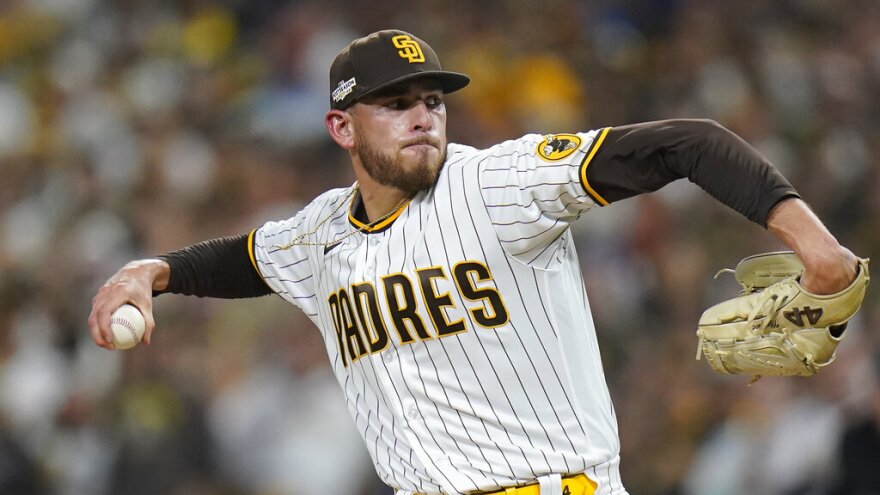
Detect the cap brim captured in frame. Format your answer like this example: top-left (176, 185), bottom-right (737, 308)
top-left (358, 70), bottom-right (470, 101)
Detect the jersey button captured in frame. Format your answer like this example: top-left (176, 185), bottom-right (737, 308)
top-left (407, 406), bottom-right (419, 420)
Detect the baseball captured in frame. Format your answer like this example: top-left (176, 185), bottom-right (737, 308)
top-left (109, 304), bottom-right (146, 350)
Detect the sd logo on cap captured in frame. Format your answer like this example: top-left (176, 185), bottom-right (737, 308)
top-left (328, 30), bottom-right (470, 110)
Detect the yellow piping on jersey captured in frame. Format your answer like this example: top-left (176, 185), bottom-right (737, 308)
top-left (348, 199), bottom-right (411, 232)
top-left (247, 229), bottom-right (258, 270)
top-left (579, 127), bottom-right (611, 206)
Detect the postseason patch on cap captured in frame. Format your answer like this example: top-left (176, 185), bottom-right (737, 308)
top-left (332, 77), bottom-right (357, 103)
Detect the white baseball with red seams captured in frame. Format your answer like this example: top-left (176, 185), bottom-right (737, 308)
top-left (110, 304), bottom-right (146, 350)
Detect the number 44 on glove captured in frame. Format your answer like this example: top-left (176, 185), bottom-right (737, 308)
top-left (696, 251), bottom-right (870, 383)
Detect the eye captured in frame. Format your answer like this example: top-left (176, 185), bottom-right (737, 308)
top-left (385, 99), bottom-right (405, 110)
top-left (425, 95), bottom-right (443, 108)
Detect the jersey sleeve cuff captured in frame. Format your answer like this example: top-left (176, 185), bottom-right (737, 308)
top-left (579, 127), bottom-right (612, 206)
top-left (247, 229), bottom-right (259, 271)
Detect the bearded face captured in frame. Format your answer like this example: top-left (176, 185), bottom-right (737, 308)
top-left (352, 120), bottom-right (447, 194)
top-left (346, 79), bottom-right (448, 194)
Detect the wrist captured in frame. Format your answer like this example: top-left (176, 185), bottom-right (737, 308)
top-left (766, 198), bottom-right (836, 257)
top-left (766, 198), bottom-right (856, 294)
top-left (124, 258), bottom-right (171, 292)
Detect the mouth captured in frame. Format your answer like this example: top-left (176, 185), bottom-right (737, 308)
top-left (403, 144), bottom-right (436, 152)
top-left (401, 138), bottom-right (437, 150)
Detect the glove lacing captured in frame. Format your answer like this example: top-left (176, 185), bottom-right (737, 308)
top-left (695, 281), bottom-right (792, 362)
top-left (745, 283), bottom-right (791, 333)
top-left (714, 267), bottom-right (756, 294)
top-left (739, 283), bottom-right (794, 385)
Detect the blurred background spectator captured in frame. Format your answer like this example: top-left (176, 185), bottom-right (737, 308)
top-left (0, 0), bottom-right (877, 494)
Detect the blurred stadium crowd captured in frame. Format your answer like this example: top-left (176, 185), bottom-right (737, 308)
top-left (0, 0), bottom-right (878, 494)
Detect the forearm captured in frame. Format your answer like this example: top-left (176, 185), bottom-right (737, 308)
top-left (156, 233), bottom-right (273, 298)
top-left (766, 198), bottom-right (840, 258)
top-left (766, 198), bottom-right (858, 294)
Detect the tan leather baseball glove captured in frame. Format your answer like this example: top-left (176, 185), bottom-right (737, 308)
top-left (696, 251), bottom-right (870, 383)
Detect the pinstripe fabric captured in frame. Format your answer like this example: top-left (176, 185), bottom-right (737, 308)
top-left (251, 128), bottom-right (629, 494)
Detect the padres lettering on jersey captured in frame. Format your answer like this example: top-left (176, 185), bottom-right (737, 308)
top-left (328, 262), bottom-right (510, 367)
top-left (251, 128), bottom-right (629, 495)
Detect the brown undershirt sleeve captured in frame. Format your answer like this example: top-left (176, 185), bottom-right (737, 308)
top-left (154, 233), bottom-right (273, 298)
top-left (582, 119), bottom-right (800, 226)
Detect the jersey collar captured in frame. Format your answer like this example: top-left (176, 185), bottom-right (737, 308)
top-left (348, 186), bottom-right (412, 234)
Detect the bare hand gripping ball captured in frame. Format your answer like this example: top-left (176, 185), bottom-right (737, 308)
top-left (109, 304), bottom-right (146, 350)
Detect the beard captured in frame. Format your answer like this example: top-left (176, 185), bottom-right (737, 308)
top-left (353, 133), bottom-right (447, 194)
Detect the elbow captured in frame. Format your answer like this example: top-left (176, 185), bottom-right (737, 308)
top-left (668, 118), bottom-right (740, 150)
top-left (637, 118), bottom-right (735, 150)
top-left (669, 118), bottom-right (728, 136)
top-left (693, 118), bottom-right (730, 137)
top-left (689, 118), bottom-right (724, 128)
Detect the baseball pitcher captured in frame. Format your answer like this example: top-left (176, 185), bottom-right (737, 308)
top-left (88, 30), bottom-right (867, 495)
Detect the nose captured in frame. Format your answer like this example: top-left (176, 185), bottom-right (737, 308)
top-left (409, 101), bottom-right (433, 132)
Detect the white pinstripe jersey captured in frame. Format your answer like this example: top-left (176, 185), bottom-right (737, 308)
top-left (251, 128), bottom-right (629, 495)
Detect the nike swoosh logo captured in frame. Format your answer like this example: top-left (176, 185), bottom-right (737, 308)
top-left (324, 241), bottom-right (342, 255)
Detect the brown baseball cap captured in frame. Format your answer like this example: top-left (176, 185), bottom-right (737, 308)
top-left (329, 30), bottom-right (470, 110)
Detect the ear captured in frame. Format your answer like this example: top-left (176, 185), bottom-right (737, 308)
top-left (325, 109), bottom-right (355, 150)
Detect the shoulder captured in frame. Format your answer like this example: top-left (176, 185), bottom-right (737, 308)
top-left (446, 131), bottom-right (606, 170)
top-left (445, 135), bottom-right (544, 168)
top-left (447, 135), bottom-right (545, 157)
top-left (306, 186), bottom-right (355, 213)
top-left (258, 185), bottom-right (354, 235)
